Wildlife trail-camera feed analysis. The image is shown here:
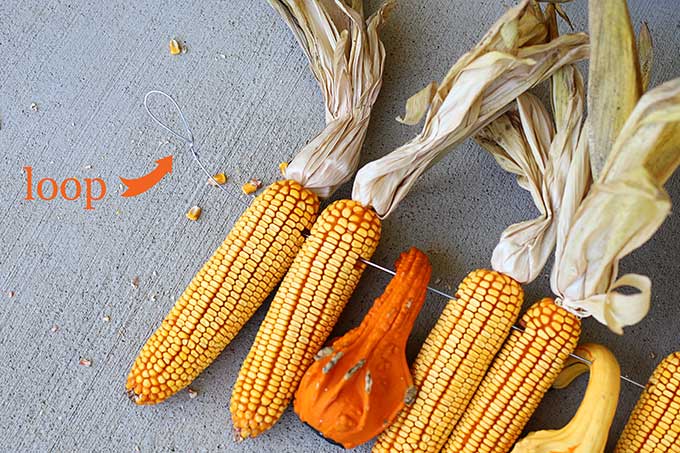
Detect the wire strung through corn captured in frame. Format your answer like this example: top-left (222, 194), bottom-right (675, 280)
top-left (615, 352), bottom-right (680, 453)
top-left (442, 298), bottom-right (581, 453)
top-left (372, 269), bottom-right (523, 453)
top-left (126, 180), bottom-right (319, 404)
top-left (230, 199), bottom-right (381, 438)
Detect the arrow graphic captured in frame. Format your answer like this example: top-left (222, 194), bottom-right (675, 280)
top-left (119, 155), bottom-right (173, 197)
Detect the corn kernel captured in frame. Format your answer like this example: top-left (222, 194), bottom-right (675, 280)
top-left (207, 173), bottom-right (227, 186)
top-left (279, 162), bottom-right (288, 176)
top-left (615, 352), bottom-right (680, 452)
top-left (186, 206), bottom-right (202, 221)
top-left (242, 179), bottom-right (262, 195)
top-left (442, 299), bottom-right (581, 453)
top-left (169, 39), bottom-right (182, 55)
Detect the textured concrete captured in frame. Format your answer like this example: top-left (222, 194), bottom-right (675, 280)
top-left (1, 1), bottom-right (679, 451)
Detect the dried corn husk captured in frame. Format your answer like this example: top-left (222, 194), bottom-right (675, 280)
top-left (352, 0), bottom-right (588, 217)
top-left (477, 96), bottom-right (556, 284)
top-left (638, 23), bottom-right (653, 92)
top-left (272, 0), bottom-right (393, 198)
top-left (551, 79), bottom-right (680, 334)
top-left (586, 0), bottom-right (642, 178)
top-left (549, 0), bottom-right (680, 333)
top-left (476, 54), bottom-right (589, 284)
top-left (600, 79), bottom-right (680, 186)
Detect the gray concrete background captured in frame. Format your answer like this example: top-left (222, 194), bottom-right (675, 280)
top-left (1, 0), bottom-right (679, 451)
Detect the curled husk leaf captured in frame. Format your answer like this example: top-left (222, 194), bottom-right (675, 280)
top-left (293, 248), bottom-right (431, 449)
top-left (352, 0), bottom-right (588, 218)
top-left (551, 168), bottom-right (670, 334)
top-left (272, 0), bottom-right (394, 198)
top-left (512, 343), bottom-right (620, 453)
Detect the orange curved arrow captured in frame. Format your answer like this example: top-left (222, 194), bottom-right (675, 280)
top-left (119, 155), bottom-right (173, 197)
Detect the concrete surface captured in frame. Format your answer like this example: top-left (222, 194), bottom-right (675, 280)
top-left (1, 0), bottom-right (679, 451)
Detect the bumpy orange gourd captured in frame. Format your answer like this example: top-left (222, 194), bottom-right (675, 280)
top-left (294, 248), bottom-right (432, 449)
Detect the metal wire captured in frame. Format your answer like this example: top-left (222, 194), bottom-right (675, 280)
top-left (143, 89), bottom-right (648, 391)
top-left (144, 90), bottom-right (231, 195)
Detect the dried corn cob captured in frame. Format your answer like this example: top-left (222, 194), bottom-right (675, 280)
top-left (442, 298), bottom-right (581, 453)
top-left (615, 352), bottom-right (680, 453)
top-left (230, 199), bottom-right (381, 438)
top-left (372, 269), bottom-right (523, 453)
top-left (126, 180), bottom-right (318, 404)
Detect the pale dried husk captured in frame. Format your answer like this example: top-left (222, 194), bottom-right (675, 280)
top-left (551, 0), bottom-right (680, 334)
top-left (551, 79), bottom-right (680, 333)
top-left (638, 22), bottom-right (653, 92)
top-left (473, 6), bottom-right (592, 284)
top-left (475, 62), bottom-right (589, 284)
top-left (600, 78), bottom-right (680, 186)
top-left (352, 0), bottom-right (588, 217)
top-left (477, 98), bottom-right (556, 284)
top-left (586, 0), bottom-right (642, 178)
top-left (271, 0), bottom-right (393, 198)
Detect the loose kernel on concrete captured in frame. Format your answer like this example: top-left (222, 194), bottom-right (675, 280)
top-left (208, 173), bottom-right (227, 186)
top-left (242, 179), bottom-right (262, 195)
top-left (186, 206), bottom-right (202, 221)
top-left (169, 39), bottom-right (182, 55)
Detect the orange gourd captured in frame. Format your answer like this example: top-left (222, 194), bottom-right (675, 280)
top-left (293, 247), bottom-right (432, 449)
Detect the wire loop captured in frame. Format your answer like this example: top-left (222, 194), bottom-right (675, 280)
top-left (144, 90), bottom-right (230, 194)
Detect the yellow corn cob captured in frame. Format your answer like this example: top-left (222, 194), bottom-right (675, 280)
top-left (126, 180), bottom-right (319, 404)
top-left (615, 352), bottom-right (680, 453)
top-left (443, 298), bottom-right (581, 453)
top-left (373, 269), bottom-right (524, 453)
top-left (230, 199), bottom-right (381, 438)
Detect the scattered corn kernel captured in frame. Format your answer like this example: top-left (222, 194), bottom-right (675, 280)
top-left (131, 276), bottom-right (140, 288)
top-left (207, 173), bottom-right (227, 186)
top-left (279, 162), bottom-right (288, 176)
top-left (242, 179), bottom-right (262, 195)
top-left (169, 39), bottom-right (182, 55)
top-left (79, 358), bottom-right (92, 367)
top-left (187, 388), bottom-right (198, 399)
top-left (186, 206), bottom-right (202, 221)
